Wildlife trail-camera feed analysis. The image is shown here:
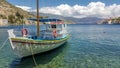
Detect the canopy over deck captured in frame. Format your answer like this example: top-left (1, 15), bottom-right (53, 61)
top-left (28, 18), bottom-right (62, 22)
top-left (28, 18), bottom-right (64, 24)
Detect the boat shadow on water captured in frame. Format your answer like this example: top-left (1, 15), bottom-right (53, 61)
top-left (10, 42), bottom-right (69, 68)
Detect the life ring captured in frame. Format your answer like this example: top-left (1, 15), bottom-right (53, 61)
top-left (21, 28), bottom-right (28, 37)
top-left (52, 29), bottom-right (58, 38)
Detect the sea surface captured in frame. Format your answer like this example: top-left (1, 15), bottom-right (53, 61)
top-left (0, 25), bottom-right (120, 68)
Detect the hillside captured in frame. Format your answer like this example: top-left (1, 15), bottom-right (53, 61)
top-left (0, 0), bottom-right (34, 25)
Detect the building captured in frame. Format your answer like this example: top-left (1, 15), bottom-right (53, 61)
top-left (0, 19), bottom-right (8, 26)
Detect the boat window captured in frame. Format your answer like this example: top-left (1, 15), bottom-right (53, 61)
top-left (51, 25), bottom-right (56, 28)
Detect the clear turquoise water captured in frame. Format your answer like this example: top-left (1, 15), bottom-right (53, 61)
top-left (0, 25), bottom-right (120, 68)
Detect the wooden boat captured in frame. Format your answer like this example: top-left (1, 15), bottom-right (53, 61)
top-left (7, 0), bottom-right (70, 58)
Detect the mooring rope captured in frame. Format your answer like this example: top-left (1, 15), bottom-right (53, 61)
top-left (0, 38), bottom-right (9, 50)
top-left (29, 42), bottom-right (38, 66)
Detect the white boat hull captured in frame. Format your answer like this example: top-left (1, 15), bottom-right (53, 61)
top-left (11, 40), bottom-right (67, 57)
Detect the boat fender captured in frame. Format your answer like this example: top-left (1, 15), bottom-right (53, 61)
top-left (21, 28), bottom-right (28, 37)
top-left (52, 29), bottom-right (58, 38)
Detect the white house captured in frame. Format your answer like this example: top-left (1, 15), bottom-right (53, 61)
top-left (0, 19), bottom-right (8, 26)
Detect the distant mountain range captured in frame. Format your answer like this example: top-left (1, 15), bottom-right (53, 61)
top-left (38, 13), bottom-right (103, 24)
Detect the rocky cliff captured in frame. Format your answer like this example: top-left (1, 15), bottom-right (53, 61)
top-left (0, 0), bottom-right (34, 25)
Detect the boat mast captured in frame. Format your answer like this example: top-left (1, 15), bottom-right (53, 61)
top-left (36, 0), bottom-right (40, 37)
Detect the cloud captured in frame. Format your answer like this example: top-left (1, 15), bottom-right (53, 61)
top-left (15, 5), bottom-right (32, 12)
top-left (39, 2), bottom-right (120, 18)
top-left (16, 2), bottom-right (120, 18)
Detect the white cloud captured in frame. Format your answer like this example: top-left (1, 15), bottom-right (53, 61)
top-left (15, 5), bottom-right (32, 12)
top-left (16, 2), bottom-right (120, 18)
top-left (39, 2), bottom-right (120, 18)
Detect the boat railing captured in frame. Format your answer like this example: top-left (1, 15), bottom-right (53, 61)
top-left (40, 29), bottom-right (61, 33)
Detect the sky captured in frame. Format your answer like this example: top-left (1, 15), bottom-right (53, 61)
top-left (7, 0), bottom-right (120, 18)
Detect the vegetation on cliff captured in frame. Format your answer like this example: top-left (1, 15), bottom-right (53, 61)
top-left (0, 0), bottom-right (34, 25)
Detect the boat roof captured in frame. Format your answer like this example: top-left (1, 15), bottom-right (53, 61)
top-left (28, 18), bottom-right (62, 22)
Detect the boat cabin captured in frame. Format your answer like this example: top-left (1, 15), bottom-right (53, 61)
top-left (28, 18), bottom-right (68, 40)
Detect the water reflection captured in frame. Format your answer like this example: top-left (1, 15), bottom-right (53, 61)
top-left (10, 42), bottom-right (69, 68)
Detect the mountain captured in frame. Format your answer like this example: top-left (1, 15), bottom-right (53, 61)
top-left (0, 0), bottom-right (34, 25)
top-left (39, 13), bottom-right (103, 24)
top-left (62, 16), bottom-right (102, 24)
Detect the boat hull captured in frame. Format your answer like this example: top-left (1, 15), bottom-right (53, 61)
top-left (9, 36), bottom-right (69, 58)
